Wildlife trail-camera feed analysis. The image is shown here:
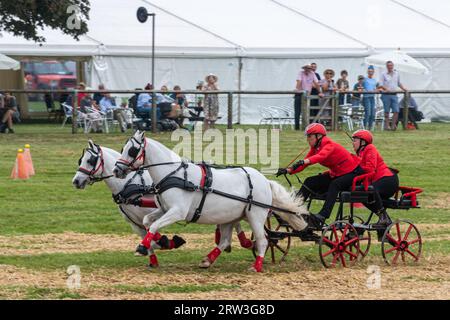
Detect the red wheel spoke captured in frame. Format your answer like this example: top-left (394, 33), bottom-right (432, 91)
top-left (341, 224), bottom-right (349, 242)
top-left (384, 246), bottom-right (399, 254)
top-left (344, 250), bottom-right (358, 259)
top-left (360, 236), bottom-right (370, 241)
top-left (332, 226), bottom-right (339, 242)
top-left (392, 250), bottom-right (401, 264)
top-left (322, 247), bottom-right (336, 258)
top-left (405, 249), bottom-right (419, 261)
top-left (345, 236), bottom-right (359, 246)
top-left (403, 224), bottom-right (413, 241)
top-left (395, 223), bottom-right (402, 241)
top-left (331, 252), bottom-right (339, 267)
top-left (323, 237), bottom-right (337, 246)
top-left (340, 253), bottom-right (347, 267)
top-left (358, 246), bottom-right (367, 256)
top-left (386, 233), bottom-right (399, 245)
top-left (408, 238), bottom-right (421, 246)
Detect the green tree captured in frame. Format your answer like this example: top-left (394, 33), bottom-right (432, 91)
top-left (0, 0), bottom-right (90, 42)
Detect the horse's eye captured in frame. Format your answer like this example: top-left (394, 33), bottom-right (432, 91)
top-left (128, 147), bottom-right (139, 158)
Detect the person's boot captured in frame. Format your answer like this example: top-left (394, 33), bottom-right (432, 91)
top-left (373, 209), bottom-right (392, 229)
top-left (308, 213), bottom-right (326, 230)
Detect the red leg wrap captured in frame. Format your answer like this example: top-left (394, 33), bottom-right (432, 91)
top-left (141, 231), bottom-right (154, 249)
top-left (149, 254), bottom-right (158, 267)
top-left (207, 247), bottom-right (222, 263)
top-left (169, 240), bottom-right (175, 250)
top-left (238, 231), bottom-right (253, 249)
top-left (215, 227), bottom-right (220, 245)
top-left (253, 256), bottom-right (264, 272)
top-left (153, 232), bottom-right (162, 241)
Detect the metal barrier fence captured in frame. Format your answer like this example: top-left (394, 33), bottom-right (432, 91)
top-left (2, 89), bottom-right (448, 133)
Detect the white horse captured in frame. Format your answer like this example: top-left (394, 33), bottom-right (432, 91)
top-left (113, 131), bottom-right (308, 272)
top-left (72, 140), bottom-right (251, 267)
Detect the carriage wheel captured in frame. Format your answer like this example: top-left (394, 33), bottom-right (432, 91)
top-left (251, 215), bottom-right (292, 264)
top-left (319, 221), bottom-right (360, 268)
top-left (342, 215), bottom-right (371, 259)
top-left (381, 220), bottom-right (422, 266)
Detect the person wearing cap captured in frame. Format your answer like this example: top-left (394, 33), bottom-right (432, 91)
top-left (362, 66), bottom-right (379, 130)
top-left (202, 74), bottom-right (219, 130)
top-left (351, 75), bottom-right (365, 106)
top-left (352, 129), bottom-right (398, 228)
top-left (294, 64), bottom-right (323, 130)
top-left (276, 123), bottom-right (362, 227)
top-left (378, 61), bottom-right (408, 131)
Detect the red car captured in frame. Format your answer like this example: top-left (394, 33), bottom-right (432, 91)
top-left (24, 60), bottom-right (77, 101)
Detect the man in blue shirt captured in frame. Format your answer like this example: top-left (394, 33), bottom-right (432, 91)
top-left (362, 65), bottom-right (379, 130)
top-left (100, 93), bottom-right (127, 132)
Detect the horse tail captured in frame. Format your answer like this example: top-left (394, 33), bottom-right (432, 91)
top-left (269, 180), bottom-right (308, 231)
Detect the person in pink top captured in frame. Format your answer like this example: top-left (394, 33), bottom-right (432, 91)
top-left (294, 64), bottom-right (323, 130)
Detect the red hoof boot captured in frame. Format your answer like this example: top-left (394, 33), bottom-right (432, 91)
top-left (141, 231), bottom-right (154, 249)
top-left (238, 231), bottom-right (253, 249)
top-left (251, 256), bottom-right (264, 272)
top-left (148, 254), bottom-right (159, 268)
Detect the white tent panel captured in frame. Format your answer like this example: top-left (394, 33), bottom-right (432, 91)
top-left (277, 0), bottom-right (450, 49)
top-left (146, 0), bottom-right (367, 50)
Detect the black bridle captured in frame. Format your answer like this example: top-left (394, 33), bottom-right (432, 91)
top-left (77, 146), bottom-right (113, 184)
top-left (115, 137), bottom-right (147, 172)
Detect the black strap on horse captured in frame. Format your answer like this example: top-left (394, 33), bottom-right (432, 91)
top-left (240, 167), bottom-right (254, 211)
top-left (118, 205), bottom-right (146, 231)
top-left (112, 169), bottom-right (147, 204)
top-left (191, 162), bottom-right (213, 223)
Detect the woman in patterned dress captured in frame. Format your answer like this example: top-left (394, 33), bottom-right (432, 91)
top-left (202, 73), bottom-right (219, 130)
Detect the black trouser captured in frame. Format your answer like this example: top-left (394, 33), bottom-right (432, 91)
top-left (298, 166), bottom-right (364, 219)
top-left (365, 173), bottom-right (399, 213)
top-left (294, 93), bottom-right (302, 130)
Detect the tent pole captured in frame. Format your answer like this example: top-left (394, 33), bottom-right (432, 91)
top-left (237, 57), bottom-right (243, 124)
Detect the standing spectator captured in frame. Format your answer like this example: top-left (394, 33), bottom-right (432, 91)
top-left (310, 62), bottom-right (321, 107)
top-left (202, 73), bottom-right (220, 130)
top-left (195, 81), bottom-right (204, 108)
top-left (351, 75), bottom-right (365, 106)
top-left (362, 66), bottom-right (379, 130)
top-left (294, 64), bottom-right (323, 130)
top-left (0, 92), bottom-right (17, 133)
top-left (319, 69), bottom-right (337, 120)
top-left (99, 93), bottom-right (127, 132)
top-left (93, 84), bottom-right (105, 105)
top-left (336, 70), bottom-right (351, 105)
top-left (378, 61), bottom-right (407, 131)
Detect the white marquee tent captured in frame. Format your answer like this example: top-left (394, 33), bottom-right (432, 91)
top-left (1, 0), bottom-right (450, 122)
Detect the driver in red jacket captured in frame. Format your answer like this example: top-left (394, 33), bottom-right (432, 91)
top-left (277, 123), bottom-right (362, 227)
top-left (352, 129), bottom-right (399, 227)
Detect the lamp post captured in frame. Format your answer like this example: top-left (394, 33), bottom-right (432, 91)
top-left (137, 7), bottom-right (157, 133)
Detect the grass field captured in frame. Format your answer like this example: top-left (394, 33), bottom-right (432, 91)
top-left (0, 123), bottom-right (449, 300)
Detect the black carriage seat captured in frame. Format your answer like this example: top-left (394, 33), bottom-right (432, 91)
top-left (383, 186), bottom-right (422, 209)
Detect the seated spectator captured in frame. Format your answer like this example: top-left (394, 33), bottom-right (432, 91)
top-left (398, 95), bottom-right (424, 125)
top-left (351, 75), bottom-right (365, 106)
top-left (336, 70), bottom-right (351, 105)
top-left (80, 93), bottom-right (103, 133)
top-left (100, 93), bottom-right (127, 132)
top-left (0, 92), bottom-right (18, 133)
top-left (93, 84), bottom-right (105, 105)
top-left (136, 83), bottom-right (161, 120)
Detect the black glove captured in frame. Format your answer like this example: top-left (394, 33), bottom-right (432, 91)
top-left (292, 160), bottom-right (305, 171)
top-left (276, 168), bottom-right (288, 177)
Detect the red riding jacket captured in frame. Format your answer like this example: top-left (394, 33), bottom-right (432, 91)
top-left (290, 136), bottom-right (360, 178)
top-left (357, 144), bottom-right (393, 182)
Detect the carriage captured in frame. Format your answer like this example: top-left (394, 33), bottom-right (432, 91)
top-left (253, 172), bottom-right (423, 268)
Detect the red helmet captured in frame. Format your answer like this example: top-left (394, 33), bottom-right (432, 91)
top-left (305, 123), bottom-right (327, 136)
top-left (352, 129), bottom-right (373, 144)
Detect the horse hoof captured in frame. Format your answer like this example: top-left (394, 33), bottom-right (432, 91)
top-left (199, 257), bottom-right (211, 268)
top-left (135, 244), bottom-right (148, 256)
top-left (224, 245), bottom-right (232, 253)
top-left (147, 263), bottom-right (159, 269)
top-left (248, 266), bottom-right (263, 273)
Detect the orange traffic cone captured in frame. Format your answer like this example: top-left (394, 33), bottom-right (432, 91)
top-left (10, 149), bottom-right (30, 180)
top-left (23, 144), bottom-right (35, 176)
